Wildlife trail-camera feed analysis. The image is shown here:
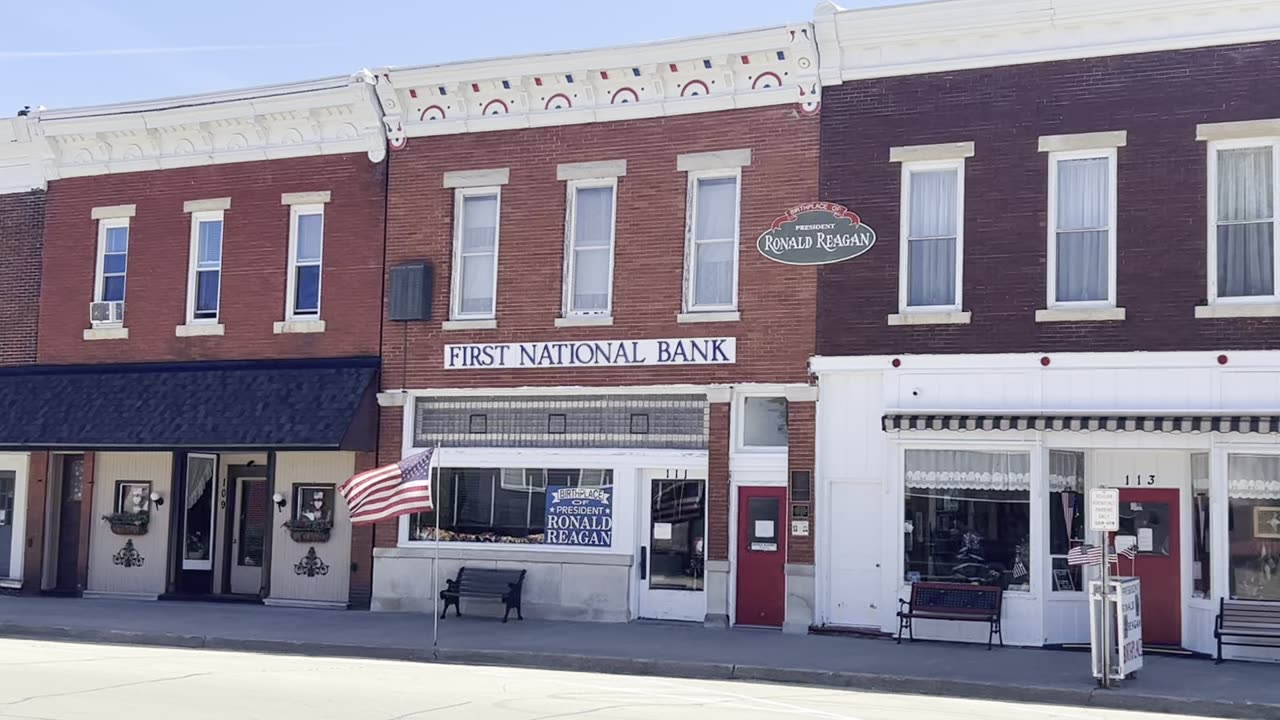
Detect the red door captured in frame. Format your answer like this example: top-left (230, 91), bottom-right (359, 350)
top-left (735, 487), bottom-right (786, 627)
top-left (1117, 488), bottom-right (1181, 647)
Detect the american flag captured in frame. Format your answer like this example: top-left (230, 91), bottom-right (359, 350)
top-left (340, 448), bottom-right (435, 525)
top-left (1115, 537), bottom-right (1139, 559)
top-left (1067, 544), bottom-right (1105, 566)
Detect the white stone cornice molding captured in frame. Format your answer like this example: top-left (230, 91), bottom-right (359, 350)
top-left (380, 23), bottom-right (821, 140)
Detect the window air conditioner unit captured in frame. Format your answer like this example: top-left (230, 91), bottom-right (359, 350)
top-left (90, 300), bottom-right (125, 326)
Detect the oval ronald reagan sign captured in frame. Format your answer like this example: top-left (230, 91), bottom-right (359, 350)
top-left (756, 202), bottom-right (876, 265)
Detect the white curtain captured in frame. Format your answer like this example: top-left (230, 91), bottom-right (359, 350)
top-left (905, 449), bottom-right (1031, 491)
top-left (907, 169), bottom-right (957, 307)
top-left (571, 187), bottom-right (613, 312)
top-left (1049, 450), bottom-right (1084, 492)
top-left (459, 194), bottom-right (497, 314)
top-left (1217, 147), bottom-right (1274, 298)
top-left (185, 456), bottom-right (215, 510)
top-left (1055, 157), bottom-right (1109, 302)
top-left (1228, 454), bottom-right (1280, 500)
top-left (1192, 452), bottom-right (1210, 493)
top-left (693, 177), bottom-right (737, 307)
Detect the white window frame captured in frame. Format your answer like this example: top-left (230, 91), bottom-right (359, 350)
top-left (285, 203), bottom-right (325, 320)
top-left (1046, 148), bottom-right (1118, 309)
top-left (1206, 137), bottom-right (1280, 306)
top-left (186, 210), bottom-right (224, 323)
top-left (450, 186), bottom-right (502, 321)
top-left (898, 158), bottom-right (966, 313)
top-left (562, 178), bottom-right (618, 318)
top-left (94, 218), bottom-right (129, 309)
top-left (181, 453), bottom-right (219, 571)
top-left (735, 392), bottom-right (789, 453)
top-left (684, 168), bottom-right (741, 313)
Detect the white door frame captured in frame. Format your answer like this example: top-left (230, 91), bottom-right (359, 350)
top-left (0, 453), bottom-right (29, 587)
top-left (229, 474), bottom-right (267, 595)
top-left (636, 469), bottom-right (708, 621)
top-left (182, 453), bottom-right (219, 571)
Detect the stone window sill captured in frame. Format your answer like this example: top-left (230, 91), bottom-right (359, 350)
top-left (1035, 307), bottom-right (1126, 323)
top-left (442, 319), bottom-right (497, 331)
top-left (1195, 303), bottom-right (1280, 319)
top-left (274, 319), bottom-right (326, 334)
top-left (676, 311), bottom-right (740, 324)
top-left (887, 311), bottom-right (971, 326)
top-left (83, 326), bottom-right (129, 341)
top-left (175, 323), bottom-right (225, 337)
top-left (555, 316), bottom-right (614, 328)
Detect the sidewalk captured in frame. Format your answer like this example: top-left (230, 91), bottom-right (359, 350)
top-left (0, 596), bottom-right (1276, 719)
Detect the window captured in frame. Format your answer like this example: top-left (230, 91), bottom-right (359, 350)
top-left (903, 449), bottom-right (1031, 591)
top-left (95, 219), bottom-right (129, 305)
top-left (1227, 454), bottom-right (1280, 601)
top-left (287, 205), bottom-right (323, 318)
top-left (451, 189), bottom-right (500, 319)
top-left (187, 212), bottom-right (223, 321)
top-left (1049, 451), bottom-right (1085, 592)
top-left (1212, 143), bottom-right (1277, 301)
top-left (741, 397), bottom-right (788, 448)
top-left (1049, 151), bottom-right (1116, 305)
top-left (406, 468), bottom-right (614, 543)
top-left (1192, 453), bottom-right (1211, 599)
top-left (686, 172), bottom-right (739, 311)
top-left (182, 454), bottom-right (217, 570)
top-left (564, 180), bottom-right (616, 316)
top-left (900, 161), bottom-right (963, 310)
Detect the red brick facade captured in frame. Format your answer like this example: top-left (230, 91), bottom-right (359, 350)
top-left (38, 154), bottom-right (386, 365)
top-left (0, 190), bottom-right (45, 366)
top-left (818, 41), bottom-right (1280, 356)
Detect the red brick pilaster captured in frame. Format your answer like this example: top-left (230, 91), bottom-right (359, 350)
top-left (373, 402), bottom-right (405, 549)
top-left (348, 451), bottom-right (377, 608)
top-left (785, 393), bottom-right (817, 565)
top-left (706, 396), bottom-right (731, 562)
top-left (21, 452), bottom-right (49, 593)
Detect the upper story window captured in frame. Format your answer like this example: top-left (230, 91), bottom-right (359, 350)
top-left (287, 205), bottom-right (324, 318)
top-left (1212, 142), bottom-right (1277, 301)
top-left (451, 188), bottom-right (500, 320)
top-left (95, 219), bottom-right (129, 305)
top-left (188, 211), bottom-right (223, 322)
top-left (564, 179), bottom-right (617, 317)
top-left (900, 160), bottom-right (964, 311)
top-left (685, 172), bottom-right (740, 312)
top-left (1048, 150), bottom-right (1117, 306)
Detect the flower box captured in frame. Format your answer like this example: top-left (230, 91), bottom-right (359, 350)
top-left (284, 520), bottom-right (332, 543)
top-left (103, 512), bottom-right (149, 536)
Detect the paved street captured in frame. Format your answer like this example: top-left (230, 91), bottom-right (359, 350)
top-left (0, 638), bottom-right (1225, 720)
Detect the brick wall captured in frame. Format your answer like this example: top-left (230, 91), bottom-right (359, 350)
top-left (706, 402), bottom-right (731, 562)
top-left (39, 155), bottom-right (386, 365)
top-left (0, 191), bottom-right (45, 366)
top-left (786, 400), bottom-right (815, 565)
top-left (818, 41), bottom-right (1280, 356)
top-left (382, 104), bottom-right (819, 390)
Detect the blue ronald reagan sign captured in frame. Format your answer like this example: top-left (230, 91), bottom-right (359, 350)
top-left (445, 337), bottom-right (734, 370)
top-left (544, 486), bottom-right (613, 547)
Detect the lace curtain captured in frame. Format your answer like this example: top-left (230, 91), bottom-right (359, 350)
top-left (692, 177), bottom-right (737, 307)
top-left (185, 456), bottom-right (215, 510)
top-left (1055, 157), bottom-right (1109, 302)
top-left (905, 449), bottom-right (1031, 491)
top-left (1228, 454), bottom-right (1280, 500)
top-left (906, 169), bottom-right (958, 307)
top-left (1216, 147), bottom-right (1274, 298)
top-left (1049, 450), bottom-right (1084, 492)
top-left (570, 186), bottom-right (614, 312)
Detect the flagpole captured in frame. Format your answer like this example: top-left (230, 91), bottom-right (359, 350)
top-left (432, 443), bottom-right (441, 649)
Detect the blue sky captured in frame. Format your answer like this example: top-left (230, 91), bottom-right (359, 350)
top-left (2, 0), bottom-right (916, 112)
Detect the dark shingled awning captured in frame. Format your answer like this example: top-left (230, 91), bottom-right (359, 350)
top-left (0, 357), bottom-right (379, 450)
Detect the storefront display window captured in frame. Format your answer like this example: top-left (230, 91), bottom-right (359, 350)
top-left (1192, 453), bottom-right (1211, 599)
top-left (1049, 450), bottom-right (1085, 592)
top-left (903, 449), bottom-right (1031, 591)
top-left (1227, 454), bottom-right (1280, 601)
top-left (408, 468), bottom-right (613, 543)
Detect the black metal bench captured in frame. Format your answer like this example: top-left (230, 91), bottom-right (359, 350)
top-left (1215, 598), bottom-right (1280, 663)
top-left (440, 567), bottom-right (526, 623)
top-left (897, 581), bottom-right (1004, 650)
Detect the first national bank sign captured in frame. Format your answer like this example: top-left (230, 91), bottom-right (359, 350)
top-left (445, 337), bottom-right (735, 370)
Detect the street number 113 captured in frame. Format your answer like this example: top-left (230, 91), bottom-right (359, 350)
top-left (1124, 474), bottom-right (1156, 486)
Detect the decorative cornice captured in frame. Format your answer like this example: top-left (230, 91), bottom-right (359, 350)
top-left (0, 118), bottom-right (45, 194)
top-left (815, 0), bottom-right (1280, 85)
top-left (379, 24), bottom-right (821, 142)
top-left (23, 71), bottom-right (387, 180)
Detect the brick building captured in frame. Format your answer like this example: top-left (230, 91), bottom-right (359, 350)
top-left (2, 77), bottom-right (388, 607)
top-left (368, 26), bottom-right (823, 629)
top-left (810, 0), bottom-right (1280, 661)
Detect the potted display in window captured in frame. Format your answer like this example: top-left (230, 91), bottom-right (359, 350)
top-left (104, 481), bottom-right (151, 535)
top-left (284, 485), bottom-right (334, 542)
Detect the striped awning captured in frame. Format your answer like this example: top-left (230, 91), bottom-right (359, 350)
top-left (883, 414), bottom-right (1280, 434)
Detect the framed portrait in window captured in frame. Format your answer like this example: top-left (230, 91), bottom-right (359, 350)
top-left (115, 481), bottom-right (151, 515)
top-left (1253, 506), bottom-right (1280, 539)
top-left (292, 484), bottom-right (335, 526)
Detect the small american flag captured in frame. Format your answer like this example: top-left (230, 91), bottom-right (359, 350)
top-left (340, 448), bottom-right (435, 525)
top-left (1115, 538), bottom-right (1139, 559)
top-left (1067, 544), bottom-right (1105, 566)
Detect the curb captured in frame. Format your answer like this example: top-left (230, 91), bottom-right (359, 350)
top-left (2, 624), bottom-right (1276, 720)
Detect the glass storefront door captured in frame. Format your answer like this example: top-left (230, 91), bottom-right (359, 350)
top-left (638, 475), bottom-right (706, 621)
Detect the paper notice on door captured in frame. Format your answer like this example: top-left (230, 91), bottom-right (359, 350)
top-left (1138, 527), bottom-right (1154, 552)
top-left (1193, 561), bottom-right (1203, 581)
top-left (0, 509), bottom-right (6, 525)
top-left (653, 523), bottom-right (673, 541)
top-left (755, 520), bottom-right (775, 538)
